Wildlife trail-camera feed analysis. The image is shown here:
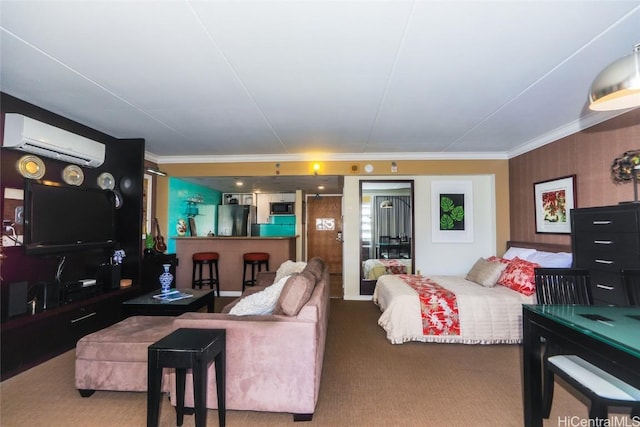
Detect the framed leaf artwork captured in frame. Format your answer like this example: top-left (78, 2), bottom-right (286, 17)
top-left (431, 180), bottom-right (473, 243)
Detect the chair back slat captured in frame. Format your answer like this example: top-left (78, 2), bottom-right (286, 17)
top-left (621, 269), bottom-right (640, 307)
top-left (534, 268), bottom-right (593, 306)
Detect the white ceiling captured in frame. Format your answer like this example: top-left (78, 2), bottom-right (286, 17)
top-left (1, 1), bottom-right (639, 193)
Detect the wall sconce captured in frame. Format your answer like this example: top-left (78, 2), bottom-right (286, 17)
top-left (16, 154), bottom-right (45, 179)
top-left (391, 161), bottom-right (397, 173)
top-left (313, 163), bottom-right (320, 176)
top-left (145, 167), bottom-right (167, 177)
top-left (589, 43), bottom-right (640, 111)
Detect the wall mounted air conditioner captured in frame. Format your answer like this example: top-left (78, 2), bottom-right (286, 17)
top-left (2, 113), bottom-right (105, 167)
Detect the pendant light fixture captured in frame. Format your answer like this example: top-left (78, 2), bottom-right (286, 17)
top-left (589, 43), bottom-right (640, 111)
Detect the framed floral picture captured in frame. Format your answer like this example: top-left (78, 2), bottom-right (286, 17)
top-left (534, 175), bottom-right (576, 234)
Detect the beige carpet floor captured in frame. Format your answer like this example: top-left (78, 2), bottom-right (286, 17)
top-left (1, 299), bottom-right (634, 426)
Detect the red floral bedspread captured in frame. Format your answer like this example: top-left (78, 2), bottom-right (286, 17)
top-left (379, 259), bottom-right (407, 275)
top-left (399, 274), bottom-right (460, 336)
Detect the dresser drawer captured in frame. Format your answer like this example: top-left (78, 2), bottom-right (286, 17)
top-left (574, 232), bottom-right (640, 271)
top-left (572, 210), bottom-right (639, 233)
top-left (589, 270), bottom-right (629, 306)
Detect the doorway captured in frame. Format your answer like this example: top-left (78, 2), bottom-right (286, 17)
top-left (306, 195), bottom-right (343, 298)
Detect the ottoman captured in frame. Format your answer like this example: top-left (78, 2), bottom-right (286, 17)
top-left (75, 316), bottom-right (174, 397)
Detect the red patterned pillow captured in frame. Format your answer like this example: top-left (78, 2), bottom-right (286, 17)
top-left (496, 257), bottom-right (539, 296)
top-left (487, 256), bottom-right (510, 265)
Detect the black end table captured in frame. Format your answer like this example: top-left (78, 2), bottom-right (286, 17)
top-left (147, 328), bottom-right (226, 427)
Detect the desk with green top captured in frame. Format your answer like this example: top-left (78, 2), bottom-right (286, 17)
top-left (522, 305), bottom-right (640, 427)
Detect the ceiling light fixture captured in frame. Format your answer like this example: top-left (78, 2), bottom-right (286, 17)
top-left (589, 43), bottom-right (640, 111)
top-left (145, 167), bottom-right (167, 177)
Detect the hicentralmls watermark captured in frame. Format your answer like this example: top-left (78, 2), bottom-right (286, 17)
top-left (557, 415), bottom-right (640, 427)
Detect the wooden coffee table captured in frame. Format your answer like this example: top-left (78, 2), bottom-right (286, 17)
top-left (122, 288), bottom-right (215, 316)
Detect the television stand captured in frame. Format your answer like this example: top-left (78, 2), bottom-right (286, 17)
top-left (1, 286), bottom-right (138, 381)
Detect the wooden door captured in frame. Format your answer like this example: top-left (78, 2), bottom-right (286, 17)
top-left (306, 195), bottom-right (343, 275)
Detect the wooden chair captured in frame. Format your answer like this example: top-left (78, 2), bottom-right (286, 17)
top-left (621, 268), bottom-right (640, 306)
top-left (388, 237), bottom-right (402, 259)
top-left (534, 268), bottom-right (592, 305)
top-left (534, 268), bottom-right (640, 420)
top-left (399, 237), bottom-right (411, 259)
top-left (378, 236), bottom-right (391, 259)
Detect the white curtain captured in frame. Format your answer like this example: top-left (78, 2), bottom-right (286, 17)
top-left (372, 195), bottom-right (411, 257)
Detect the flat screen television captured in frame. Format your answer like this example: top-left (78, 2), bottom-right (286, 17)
top-left (24, 180), bottom-right (116, 255)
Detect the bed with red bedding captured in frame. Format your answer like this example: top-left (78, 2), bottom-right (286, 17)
top-left (362, 258), bottom-right (412, 280)
top-left (372, 241), bottom-right (572, 344)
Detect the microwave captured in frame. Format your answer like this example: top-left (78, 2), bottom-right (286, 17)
top-left (270, 202), bottom-right (294, 215)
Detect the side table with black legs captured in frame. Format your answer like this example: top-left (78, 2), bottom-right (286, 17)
top-left (147, 328), bottom-right (226, 427)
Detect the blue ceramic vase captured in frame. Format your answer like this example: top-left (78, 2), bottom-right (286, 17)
top-left (159, 264), bottom-right (173, 293)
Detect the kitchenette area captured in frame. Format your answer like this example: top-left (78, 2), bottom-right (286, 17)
top-left (173, 234), bottom-right (297, 294)
top-left (169, 187), bottom-right (301, 294)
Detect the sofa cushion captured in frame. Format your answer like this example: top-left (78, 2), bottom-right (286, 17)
top-left (303, 257), bottom-right (325, 281)
top-left (256, 271), bottom-right (277, 288)
top-left (274, 260), bottom-right (307, 283)
top-left (229, 275), bottom-right (290, 316)
top-left (274, 271), bottom-right (316, 316)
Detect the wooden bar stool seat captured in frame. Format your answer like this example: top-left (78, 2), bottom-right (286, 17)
top-left (192, 252), bottom-right (220, 296)
top-left (242, 252), bottom-right (269, 292)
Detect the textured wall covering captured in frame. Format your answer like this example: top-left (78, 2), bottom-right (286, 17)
top-left (509, 108), bottom-right (640, 246)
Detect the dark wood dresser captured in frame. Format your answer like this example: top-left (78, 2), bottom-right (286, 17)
top-left (571, 204), bottom-right (640, 306)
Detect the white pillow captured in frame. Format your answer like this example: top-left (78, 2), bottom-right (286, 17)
top-left (503, 247), bottom-right (538, 260)
top-left (525, 251), bottom-right (573, 268)
top-left (229, 275), bottom-right (290, 316)
top-left (274, 260), bottom-right (307, 283)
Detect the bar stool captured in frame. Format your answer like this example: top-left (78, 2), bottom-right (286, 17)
top-left (192, 252), bottom-right (220, 297)
top-left (242, 252), bottom-right (269, 292)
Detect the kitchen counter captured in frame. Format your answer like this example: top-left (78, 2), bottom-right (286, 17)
top-left (173, 236), bottom-right (298, 294)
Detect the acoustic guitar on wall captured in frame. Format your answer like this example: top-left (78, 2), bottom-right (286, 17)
top-left (153, 218), bottom-right (167, 253)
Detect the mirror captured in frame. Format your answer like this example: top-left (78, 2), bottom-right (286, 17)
top-left (360, 180), bottom-right (414, 294)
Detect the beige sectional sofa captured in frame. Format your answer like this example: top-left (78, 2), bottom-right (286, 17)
top-left (74, 257), bottom-right (330, 422)
top-left (169, 256), bottom-right (330, 421)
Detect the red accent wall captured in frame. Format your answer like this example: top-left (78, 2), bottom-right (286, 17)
top-left (509, 108), bottom-right (640, 247)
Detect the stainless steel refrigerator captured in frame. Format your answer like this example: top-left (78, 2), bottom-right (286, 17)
top-left (217, 205), bottom-right (257, 236)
